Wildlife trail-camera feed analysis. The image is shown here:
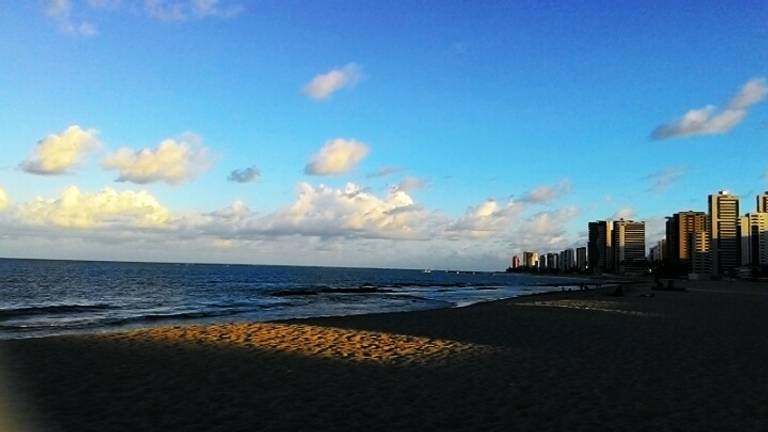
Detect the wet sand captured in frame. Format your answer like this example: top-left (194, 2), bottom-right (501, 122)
top-left (2, 280), bottom-right (768, 431)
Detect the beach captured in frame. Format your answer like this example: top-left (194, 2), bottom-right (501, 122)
top-left (2, 280), bottom-right (768, 431)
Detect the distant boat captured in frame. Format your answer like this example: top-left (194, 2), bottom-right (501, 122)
top-left (422, 269), bottom-right (432, 273)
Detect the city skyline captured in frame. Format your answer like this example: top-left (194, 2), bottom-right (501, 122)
top-left (1, 1), bottom-right (768, 270)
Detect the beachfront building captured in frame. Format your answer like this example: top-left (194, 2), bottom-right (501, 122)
top-left (758, 191), bottom-right (768, 213)
top-left (709, 191), bottom-right (740, 275)
top-left (690, 231), bottom-right (712, 278)
top-left (576, 247), bottom-right (587, 271)
top-left (523, 251), bottom-right (538, 269)
top-left (649, 240), bottom-right (665, 263)
top-left (740, 213), bottom-right (768, 267)
top-left (588, 221), bottom-right (613, 273)
top-left (546, 253), bottom-right (558, 271)
top-left (511, 255), bottom-right (521, 269)
top-left (665, 211), bottom-right (707, 275)
top-left (563, 248), bottom-right (575, 271)
top-left (612, 219), bottom-right (647, 274)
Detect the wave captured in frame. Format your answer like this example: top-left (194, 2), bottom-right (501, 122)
top-left (270, 287), bottom-right (395, 297)
top-left (0, 304), bottom-right (115, 320)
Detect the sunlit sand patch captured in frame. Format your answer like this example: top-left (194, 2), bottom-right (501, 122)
top-left (514, 299), bottom-right (666, 317)
top-left (102, 323), bottom-right (498, 366)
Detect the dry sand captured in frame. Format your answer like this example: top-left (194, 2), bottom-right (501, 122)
top-left (2, 280), bottom-right (768, 431)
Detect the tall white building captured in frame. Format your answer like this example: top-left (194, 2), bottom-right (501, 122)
top-left (709, 191), bottom-right (740, 275)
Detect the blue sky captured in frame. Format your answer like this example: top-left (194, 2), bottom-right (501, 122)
top-left (0, 0), bottom-right (766, 269)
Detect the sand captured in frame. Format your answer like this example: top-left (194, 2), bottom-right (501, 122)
top-left (2, 280), bottom-right (768, 431)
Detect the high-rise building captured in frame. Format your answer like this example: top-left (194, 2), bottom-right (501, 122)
top-left (546, 253), bottom-right (557, 270)
top-left (709, 191), bottom-right (740, 275)
top-left (740, 213), bottom-right (768, 267)
top-left (563, 248), bottom-right (575, 271)
top-left (649, 239), bottom-right (665, 263)
top-left (690, 231), bottom-right (712, 278)
top-left (665, 211), bottom-right (707, 274)
top-left (523, 251), bottom-right (538, 268)
top-left (576, 247), bottom-right (587, 271)
top-left (511, 255), bottom-right (521, 269)
top-left (588, 221), bottom-right (613, 273)
top-left (758, 192), bottom-right (768, 213)
top-left (612, 219), bottom-right (646, 273)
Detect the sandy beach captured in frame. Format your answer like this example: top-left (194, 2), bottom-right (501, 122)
top-left (2, 280), bottom-right (768, 431)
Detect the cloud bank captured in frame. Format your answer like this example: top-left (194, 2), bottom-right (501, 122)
top-left (102, 134), bottom-right (212, 184)
top-left (303, 64), bottom-right (362, 100)
top-left (16, 186), bottom-right (169, 229)
top-left (20, 125), bottom-right (101, 175)
top-left (304, 139), bottom-right (369, 176)
top-left (651, 78), bottom-right (767, 139)
top-left (0, 177), bottom-right (582, 270)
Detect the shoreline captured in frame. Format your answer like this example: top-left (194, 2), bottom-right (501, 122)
top-left (6, 279), bottom-right (766, 431)
top-left (0, 274), bottom-right (607, 341)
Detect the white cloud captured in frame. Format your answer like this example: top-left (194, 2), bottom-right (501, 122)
top-left (262, 182), bottom-right (425, 239)
top-left (145, 0), bottom-right (242, 21)
top-left (102, 133), bottom-right (212, 185)
top-left (45, 0), bottom-right (98, 36)
top-left (393, 176), bottom-right (428, 192)
top-left (645, 166), bottom-right (686, 192)
top-left (652, 77), bottom-right (767, 139)
top-left (304, 138), bottom-right (369, 176)
top-left (16, 186), bottom-right (169, 229)
top-left (20, 125), bottom-right (101, 175)
top-left (0, 177), bottom-right (587, 270)
top-left (227, 166), bottom-right (261, 183)
top-left (449, 199), bottom-right (524, 238)
top-left (303, 64), bottom-right (362, 100)
top-left (0, 187), bottom-right (8, 211)
top-left (518, 179), bottom-right (571, 204)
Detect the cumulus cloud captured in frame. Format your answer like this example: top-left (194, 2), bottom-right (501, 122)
top-left (644, 166), bottom-right (686, 192)
top-left (303, 64), bottom-right (362, 100)
top-left (0, 177), bottom-right (587, 270)
top-left (651, 77), bottom-right (767, 139)
top-left (145, 0), bottom-right (242, 20)
top-left (449, 199), bottom-right (524, 237)
top-left (16, 186), bottom-right (169, 229)
top-left (227, 166), bottom-right (261, 183)
top-left (20, 125), bottom-right (101, 175)
top-left (518, 179), bottom-right (571, 204)
top-left (0, 187), bottom-right (8, 211)
top-left (304, 138), bottom-right (369, 176)
top-left (264, 182), bottom-right (424, 238)
top-left (393, 176), bottom-right (428, 192)
top-left (45, 0), bottom-right (98, 35)
top-left (102, 133), bottom-right (212, 185)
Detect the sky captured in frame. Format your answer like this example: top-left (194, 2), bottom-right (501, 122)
top-left (0, 0), bottom-right (767, 270)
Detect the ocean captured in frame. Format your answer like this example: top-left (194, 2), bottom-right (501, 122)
top-left (0, 258), bottom-right (590, 339)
